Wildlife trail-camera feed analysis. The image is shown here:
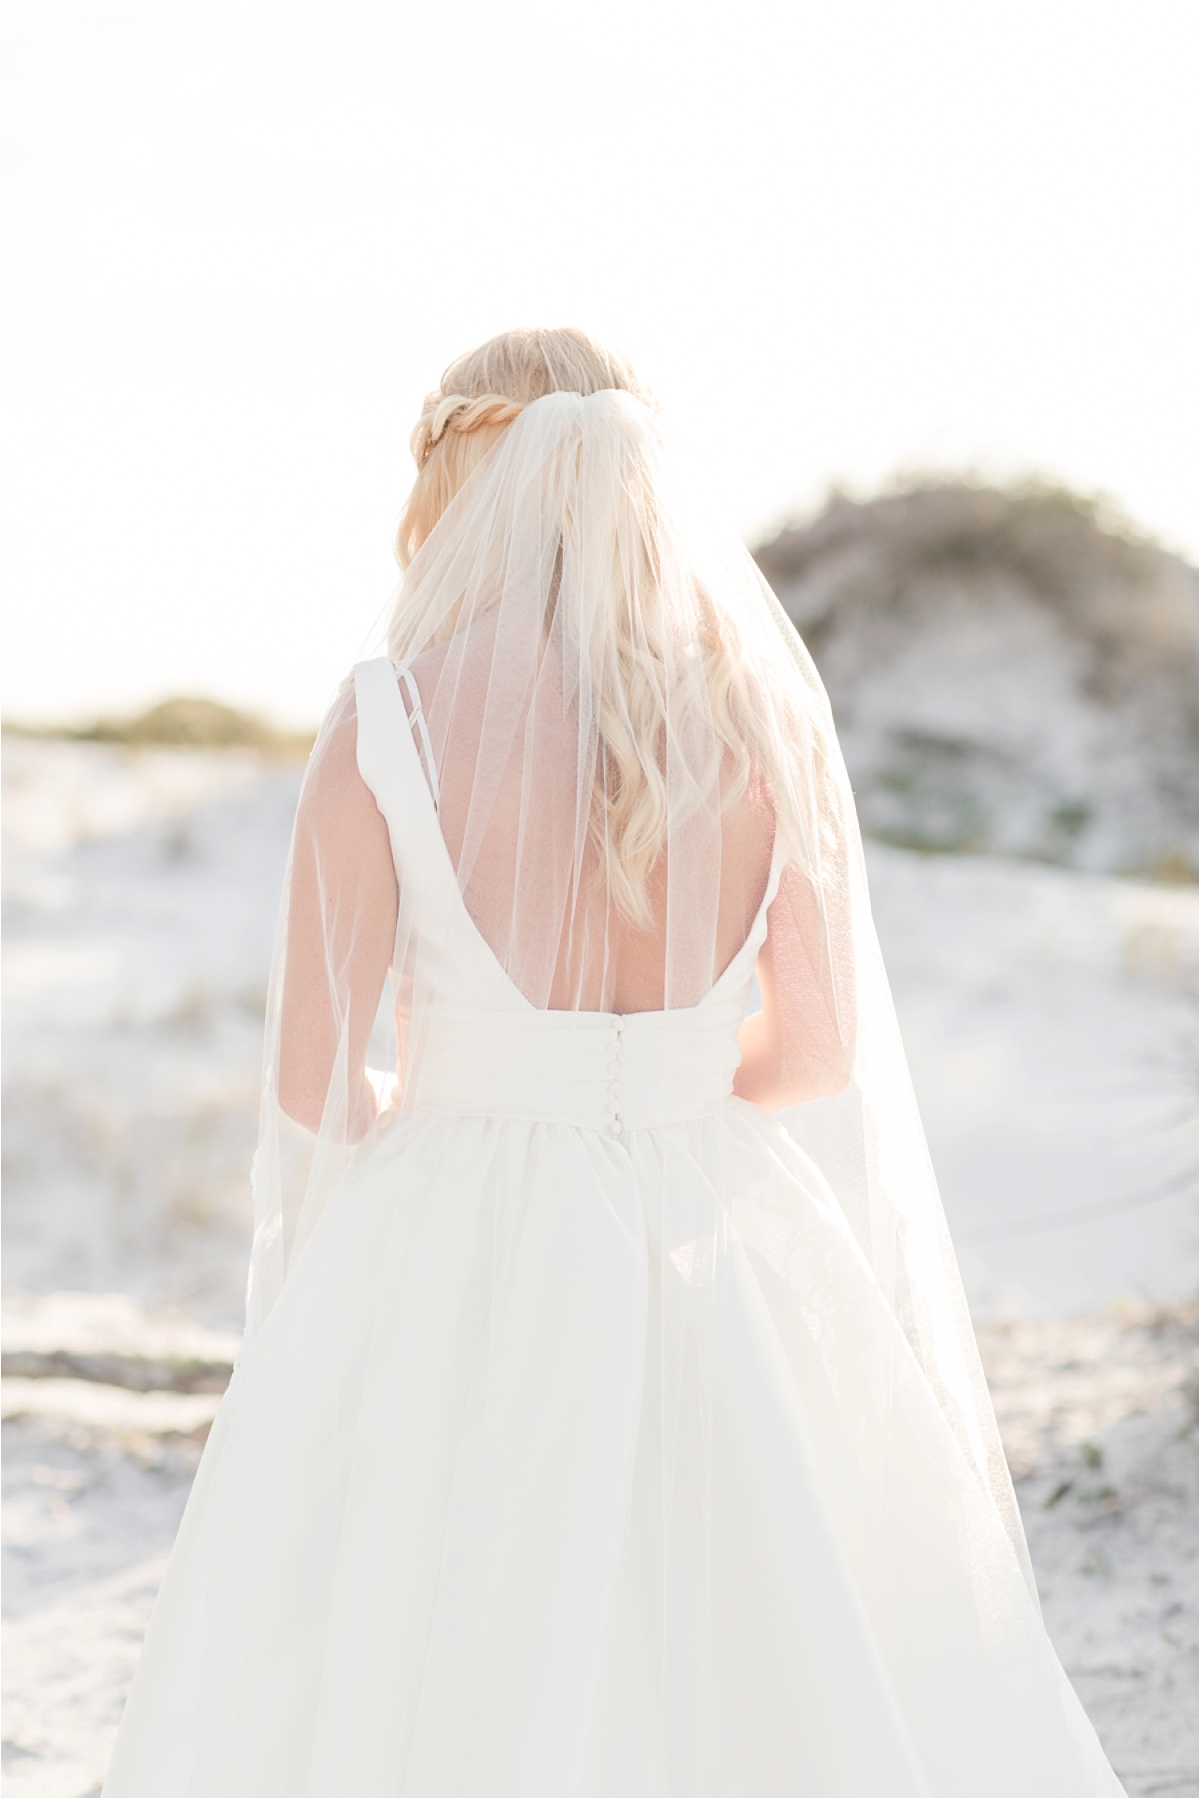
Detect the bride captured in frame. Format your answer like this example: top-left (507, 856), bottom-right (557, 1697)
top-left (104, 327), bottom-right (1123, 1797)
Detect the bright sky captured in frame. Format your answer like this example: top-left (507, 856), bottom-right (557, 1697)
top-left (2, 1), bottom-right (1195, 726)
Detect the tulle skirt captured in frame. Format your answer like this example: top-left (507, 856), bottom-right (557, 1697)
top-left (103, 1102), bottom-right (1122, 1797)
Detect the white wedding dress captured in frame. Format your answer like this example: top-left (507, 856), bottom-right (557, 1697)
top-left (103, 657), bottom-right (1124, 1798)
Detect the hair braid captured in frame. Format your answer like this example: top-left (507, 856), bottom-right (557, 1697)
top-left (411, 392), bottom-right (527, 469)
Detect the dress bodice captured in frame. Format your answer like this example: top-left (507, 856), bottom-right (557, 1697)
top-left (353, 658), bottom-right (779, 1135)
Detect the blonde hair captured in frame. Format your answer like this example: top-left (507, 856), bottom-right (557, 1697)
top-left (394, 328), bottom-right (795, 923)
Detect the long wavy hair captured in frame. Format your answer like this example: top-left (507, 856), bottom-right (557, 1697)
top-left (392, 327), bottom-right (805, 924)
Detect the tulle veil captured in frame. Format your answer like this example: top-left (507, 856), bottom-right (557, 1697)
top-left (242, 380), bottom-right (1035, 1601)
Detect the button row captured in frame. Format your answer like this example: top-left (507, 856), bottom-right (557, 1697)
top-left (608, 1020), bottom-right (624, 1135)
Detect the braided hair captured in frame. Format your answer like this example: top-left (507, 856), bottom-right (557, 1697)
top-left (410, 392), bottom-right (527, 471)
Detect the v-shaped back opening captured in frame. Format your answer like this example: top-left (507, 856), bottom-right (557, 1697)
top-left (376, 657), bottom-right (780, 1018)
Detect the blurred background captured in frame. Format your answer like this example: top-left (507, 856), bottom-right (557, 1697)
top-left (2, 4), bottom-right (1196, 1795)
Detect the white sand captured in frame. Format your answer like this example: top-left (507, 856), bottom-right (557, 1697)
top-left (979, 1305), bottom-right (1198, 1797)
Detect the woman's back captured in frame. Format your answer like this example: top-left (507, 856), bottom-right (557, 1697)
top-left (408, 635), bottom-right (776, 1016)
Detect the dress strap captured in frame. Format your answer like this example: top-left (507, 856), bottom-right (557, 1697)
top-left (391, 660), bottom-right (440, 812)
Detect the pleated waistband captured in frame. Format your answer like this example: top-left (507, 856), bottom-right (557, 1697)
top-left (402, 1001), bottom-right (745, 1135)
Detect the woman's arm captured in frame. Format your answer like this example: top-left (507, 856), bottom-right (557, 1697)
top-left (277, 700), bottom-right (399, 1135)
top-left (734, 862), bottom-right (856, 1109)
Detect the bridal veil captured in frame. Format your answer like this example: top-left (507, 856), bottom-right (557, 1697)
top-left (244, 367), bottom-right (1034, 1604)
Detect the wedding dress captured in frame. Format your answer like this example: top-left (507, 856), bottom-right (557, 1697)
top-left (104, 390), bottom-right (1123, 1797)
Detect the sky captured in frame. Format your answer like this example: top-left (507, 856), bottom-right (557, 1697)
top-left (2, 0), bottom-right (1196, 727)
